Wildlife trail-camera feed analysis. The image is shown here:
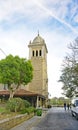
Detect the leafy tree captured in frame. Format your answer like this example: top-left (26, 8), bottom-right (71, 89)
top-left (0, 54), bottom-right (33, 98)
top-left (59, 66), bottom-right (75, 98)
top-left (50, 97), bottom-right (70, 106)
top-left (59, 37), bottom-right (78, 98)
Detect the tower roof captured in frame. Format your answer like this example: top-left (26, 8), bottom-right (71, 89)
top-left (32, 33), bottom-right (45, 44)
top-left (28, 33), bottom-right (48, 53)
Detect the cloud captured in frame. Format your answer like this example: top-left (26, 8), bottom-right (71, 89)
top-left (43, 31), bottom-right (73, 97)
top-left (0, 0), bottom-right (77, 35)
top-left (33, 0), bottom-right (78, 34)
top-left (74, 15), bottom-right (78, 23)
top-left (0, 0), bottom-right (48, 24)
top-left (47, 53), bottom-right (63, 97)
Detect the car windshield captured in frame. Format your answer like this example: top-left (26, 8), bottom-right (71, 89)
top-left (76, 100), bottom-right (78, 106)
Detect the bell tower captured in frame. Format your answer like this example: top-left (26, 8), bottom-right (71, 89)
top-left (28, 33), bottom-right (48, 98)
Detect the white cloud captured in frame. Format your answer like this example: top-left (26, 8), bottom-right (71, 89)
top-left (0, 0), bottom-right (77, 35)
top-left (0, 0), bottom-right (49, 23)
top-left (47, 53), bottom-right (63, 97)
top-left (39, 30), bottom-right (73, 98)
top-left (74, 15), bottom-right (78, 23)
top-left (32, 0), bottom-right (78, 34)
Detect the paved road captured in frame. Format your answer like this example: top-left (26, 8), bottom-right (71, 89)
top-left (11, 107), bottom-right (78, 130)
top-left (31, 107), bottom-right (78, 130)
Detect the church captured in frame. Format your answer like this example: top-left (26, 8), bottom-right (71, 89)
top-left (0, 33), bottom-right (48, 107)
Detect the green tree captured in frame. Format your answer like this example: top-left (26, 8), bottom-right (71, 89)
top-left (59, 66), bottom-right (75, 98)
top-left (59, 37), bottom-right (78, 98)
top-left (0, 54), bottom-right (33, 99)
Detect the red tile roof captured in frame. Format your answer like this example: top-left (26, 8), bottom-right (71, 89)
top-left (15, 89), bottom-right (38, 96)
top-left (0, 89), bottom-right (45, 98)
top-left (0, 90), bottom-right (10, 95)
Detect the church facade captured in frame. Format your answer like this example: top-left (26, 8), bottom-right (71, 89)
top-left (0, 33), bottom-right (48, 108)
top-left (26, 33), bottom-right (48, 107)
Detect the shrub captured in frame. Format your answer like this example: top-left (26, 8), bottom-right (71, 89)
top-left (36, 109), bottom-right (42, 116)
top-left (20, 107), bottom-right (35, 114)
top-left (23, 100), bottom-right (31, 108)
top-left (6, 98), bottom-right (31, 112)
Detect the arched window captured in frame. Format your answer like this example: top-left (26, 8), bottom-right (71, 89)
top-left (39, 50), bottom-right (42, 56)
top-left (32, 50), bottom-right (34, 57)
top-left (36, 50), bottom-right (38, 56)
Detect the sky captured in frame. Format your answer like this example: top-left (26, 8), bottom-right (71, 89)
top-left (0, 0), bottom-right (78, 98)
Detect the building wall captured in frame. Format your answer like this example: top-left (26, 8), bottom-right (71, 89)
top-left (0, 84), bottom-right (4, 90)
top-left (26, 34), bottom-right (48, 98)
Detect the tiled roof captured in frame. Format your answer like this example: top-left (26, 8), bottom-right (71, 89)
top-left (15, 89), bottom-right (38, 96)
top-left (0, 90), bottom-right (10, 95)
top-left (0, 89), bottom-right (45, 98)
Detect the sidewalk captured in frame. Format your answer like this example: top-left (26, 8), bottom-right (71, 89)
top-left (10, 110), bottom-right (48, 130)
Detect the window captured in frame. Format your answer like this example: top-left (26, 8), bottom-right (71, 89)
top-left (36, 50), bottom-right (38, 56)
top-left (32, 50), bottom-right (34, 56)
top-left (39, 50), bottom-right (42, 56)
top-left (39, 97), bottom-right (40, 101)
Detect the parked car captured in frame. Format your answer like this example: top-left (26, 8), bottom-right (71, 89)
top-left (71, 97), bottom-right (78, 120)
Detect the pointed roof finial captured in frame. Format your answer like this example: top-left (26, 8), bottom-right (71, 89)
top-left (38, 30), bottom-right (39, 36)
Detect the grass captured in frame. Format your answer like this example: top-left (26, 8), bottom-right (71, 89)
top-left (0, 107), bottom-right (6, 113)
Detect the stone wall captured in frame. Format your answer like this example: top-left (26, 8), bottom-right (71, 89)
top-left (0, 113), bottom-right (34, 130)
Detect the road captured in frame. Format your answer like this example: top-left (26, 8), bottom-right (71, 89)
top-left (11, 107), bottom-right (78, 130)
top-left (31, 107), bottom-right (78, 130)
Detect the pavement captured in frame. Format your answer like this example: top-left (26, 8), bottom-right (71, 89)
top-left (10, 107), bottom-right (78, 130)
top-left (32, 107), bottom-right (78, 130)
top-left (10, 109), bottom-right (48, 130)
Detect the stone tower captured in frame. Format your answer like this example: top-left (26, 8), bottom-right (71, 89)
top-left (28, 33), bottom-right (48, 98)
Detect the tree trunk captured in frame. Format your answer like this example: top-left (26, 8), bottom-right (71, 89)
top-left (9, 91), bottom-right (15, 99)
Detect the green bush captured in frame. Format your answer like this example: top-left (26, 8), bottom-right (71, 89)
top-left (23, 100), bottom-right (31, 108)
top-left (6, 98), bottom-right (31, 112)
top-left (20, 107), bottom-right (35, 114)
top-left (36, 109), bottom-right (42, 116)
